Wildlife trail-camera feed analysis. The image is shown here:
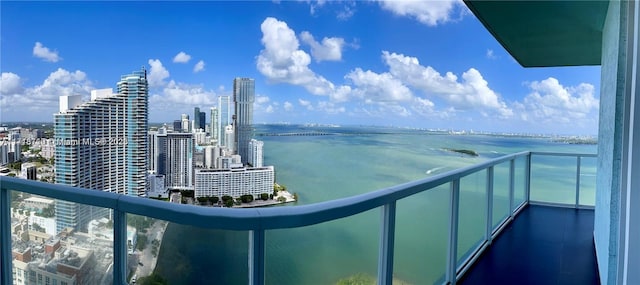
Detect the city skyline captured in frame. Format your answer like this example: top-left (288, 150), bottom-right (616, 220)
top-left (0, 1), bottom-right (600, 135)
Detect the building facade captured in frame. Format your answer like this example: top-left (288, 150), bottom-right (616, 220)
top-left (217, 96), bottom-right (231, 147)
top-left (210, 107), bottom-right (218, 141)
top-left (194, 166), bottom-right (274, 198)
top-left (248, 139), bottom-right (263, 168)
top-left (233, 77), bottom-right (255, 164)
top-left (157, 132), bottom-right (194, 189)
top-left (54, 68), bottom-right (148, 233)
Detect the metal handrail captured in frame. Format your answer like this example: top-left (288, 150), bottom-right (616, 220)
top-left (0, 151), bottom-right (597, 285)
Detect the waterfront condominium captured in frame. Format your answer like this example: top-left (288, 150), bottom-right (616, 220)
top-left (233, 77), bottom-right (255, 164)
top-left (194, 166), bottom-right (274, 199)
top-left (218, 95), bottom-right (231, 147)
top-left (54, 68), bottom-right (148, 233)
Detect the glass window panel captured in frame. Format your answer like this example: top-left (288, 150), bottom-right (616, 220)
top-left (457, 171), bottom-right (487, 266)
top-left (514, 157), bottom-right (527, 208)
top-left (492, 162), bottom-right (510, 228)
top-left (579, 157), bottom-right (597, 206)
top-left (265, 208), bottom-right (379, 285)
top-left (10, 190), bottom-right (114, 285)
top-left (394, 184), bottom-right (450, 285)
top-left (150, 220), bottom-right (249, 285)
top-left (530, 155), bottom-right (577, 205)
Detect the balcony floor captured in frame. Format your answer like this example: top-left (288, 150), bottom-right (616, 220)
top-left (459, 205), bottom-right (599, 285)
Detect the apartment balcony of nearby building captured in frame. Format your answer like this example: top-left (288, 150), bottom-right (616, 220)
top-left (1, 151), bottom-right (599, 285)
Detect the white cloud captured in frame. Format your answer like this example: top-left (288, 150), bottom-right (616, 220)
top-left (257, 17), bottom-right (336, 96)
top-left (517, 78), bottom-right (598, 124)
top-left (193, 60), bottom-right (205, 73)
top-left (308, 0), bottom-right (327, 15)
top-left (346, 68), bottom-right (413, 103)
top-left (337, 3), bottom-right (356, 20)
top-left (382, 51), bottom-right (512, 117)
top-left (253, 95), bottom-right (278, 114)
top-left (0, 69), bottom-right (93, 114)
top-left (378, 0), bottom-right (464, 26)
top-left (256, 95), bottom-right (270, 106)
top-left (486, 49), bottom-right (497, 60)
top-left (147, 59), bottom-right (170, 88)
top-left (33, 42), bottom-right (61, 62)
top-left (317, 101), bottom-right (345, 114)
top-left (1, 72), bottom-right (22, 95)
top-left (284, 101), bottom-right (293, 111)
top-left (149, 80), bottom-right (217, 111)
top-left (300, 31), bottom-right (345, 62)
top-left (173, 51), bottom-right (192, 63)
top-left (298, 99), bottom-right (313, 110)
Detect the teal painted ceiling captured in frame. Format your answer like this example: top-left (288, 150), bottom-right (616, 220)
top-left (465, 1), bottom-right (608, 67)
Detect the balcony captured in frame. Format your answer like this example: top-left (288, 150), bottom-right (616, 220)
top-left (1, 151), bottom-right (597, 285)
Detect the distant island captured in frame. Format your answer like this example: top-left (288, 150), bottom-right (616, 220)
top-left (551, 137), bottom-right (598, 145)
top-left (443, 148), bottom-right (479, 157)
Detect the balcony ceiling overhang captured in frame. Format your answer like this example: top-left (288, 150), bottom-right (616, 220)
top-left (464, 0), bottom-right (608, 67)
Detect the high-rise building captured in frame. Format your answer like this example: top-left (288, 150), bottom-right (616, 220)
top-left (224, 125), bottom-right (235, 154)
top-left (210, 107), bottom-right (219, 142)
top-left (181, 114), bottom-right (190, 133)
top-left (54, 68), bottom-right (148, 233)
top-left (173, 120), bottom-right (182, 132)
top-left (233, 77), bottom-right (255, 164)
top-left (218, 96), bottom-right (231, 146)
top-left (194, 107), bottom-right (206, 131)
top-left (194, 107), bottom-right (201, 132)
top-left (198, 111), bottom-right (206, 131)
top-left (248, 139), bottom-right (264, 168)
top-left (155, 132), bottom-right (194, 189)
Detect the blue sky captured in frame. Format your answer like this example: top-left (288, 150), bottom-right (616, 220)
top-left (1, 1), bottom-right (601, 135)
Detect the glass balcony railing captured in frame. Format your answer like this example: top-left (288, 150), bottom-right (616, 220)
top-left (0, 151), bottom-right (596, 285)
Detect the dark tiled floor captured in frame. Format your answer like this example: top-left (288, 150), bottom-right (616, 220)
top-left (459, 205), bottom-right (600, 285)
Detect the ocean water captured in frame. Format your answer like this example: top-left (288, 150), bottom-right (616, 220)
top-left (154, 125), bottom-right (597, 285)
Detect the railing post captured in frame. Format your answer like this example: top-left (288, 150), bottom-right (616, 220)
top-left (525, 153), bottom-right (532, 204)
top-left (509, 159), bottom-right (515, 217)
top-left (446, 180), bottom-right (460, 285)
top-left (486, 167), bottom-right (494, 242)
top-left (1, 188), bottom-right (12, 285)
top-left (249, 229), bottom-right (265, 285)
top-left (378, 202), bottom-right (396, 285)
top-left (575, 156), bottom-right (581, 208)
top-left (113, 209), bottom-right (127, 285)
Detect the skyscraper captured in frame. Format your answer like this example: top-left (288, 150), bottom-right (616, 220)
top-left (194, 107), bottom-right (201, 132)
top-left (155, 132), bottom-right (194, 189)
top-left (54, 68), bottom-right (148, 233)
top-left (210, 107), bottom-right (218, 142)
top-left (218, 95), bottom-right (231, 147)
top-left (199, 111), bottom-right (206, 131)
top-left (233, 77), bottom-right (255, 164)
top-left (194, 107), bottom-right (206, 131)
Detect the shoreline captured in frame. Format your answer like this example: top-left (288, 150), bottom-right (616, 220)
top-left (233, 190), bottom-right (296, 208)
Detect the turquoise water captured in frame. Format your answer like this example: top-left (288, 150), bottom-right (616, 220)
top-left (154, 125), bottom-right (597, 285)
